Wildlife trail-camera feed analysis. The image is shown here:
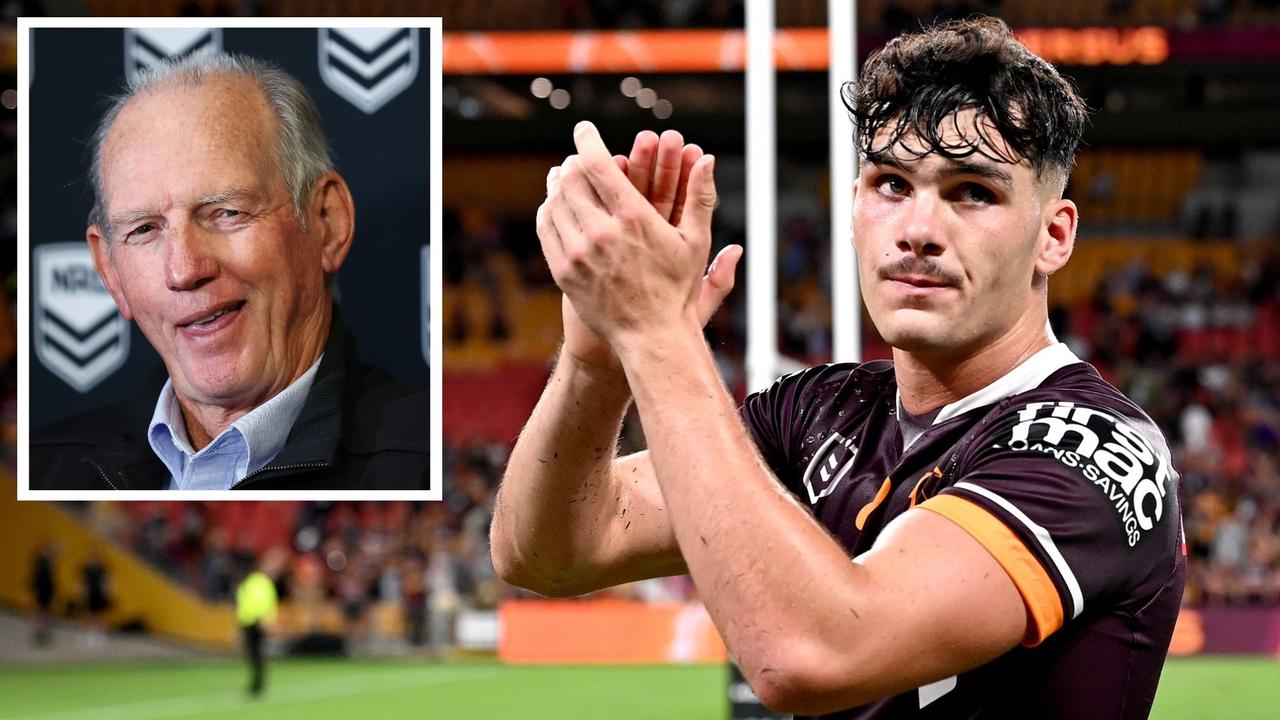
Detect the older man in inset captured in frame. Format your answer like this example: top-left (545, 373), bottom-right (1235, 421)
top-left (31, 54), bottom-right (428, 490)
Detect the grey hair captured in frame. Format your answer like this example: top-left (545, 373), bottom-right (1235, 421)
top-left (88, 52), bottom-right (334, 237)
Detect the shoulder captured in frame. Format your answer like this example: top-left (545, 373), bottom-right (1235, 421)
top-left (747, 359), bottom-right (894, 407)
top-left (29, 402), bottom-right (147, 490)
top-left (741, 360), bottom-right (894, 470)
top-left (949, 360), bottom-right (1180, 555)
top-left (342, 362), bottom-right (429, 456)
top-left (983, 362), bottom-right (1173, 468)
top-left (31, 403), bottom-right (135, 448)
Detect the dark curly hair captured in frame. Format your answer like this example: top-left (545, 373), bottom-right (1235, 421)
top-left (842, 16), bottom-right (1088, 193)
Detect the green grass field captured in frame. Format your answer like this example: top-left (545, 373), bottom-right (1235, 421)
top-left (0, 656), bottom-right (1274, 719)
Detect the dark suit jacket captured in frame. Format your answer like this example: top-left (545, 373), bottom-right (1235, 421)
top-left (30, 313), bottom-right (430, 490)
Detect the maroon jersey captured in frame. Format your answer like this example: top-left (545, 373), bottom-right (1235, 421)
top-left (740, 344), bottom-right (1185, 719)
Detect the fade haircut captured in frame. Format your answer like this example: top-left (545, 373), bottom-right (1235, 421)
top-left (88, 52), bottom-right (334, 236)
top-left (842, 16), bottom-right (1088, 195)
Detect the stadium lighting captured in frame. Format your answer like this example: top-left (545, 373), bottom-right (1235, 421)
top-left (652, 98), bottom-right (673, 119)
top-left (620, 76), bottom-right (642, 97)
top-left (635, 87), bottom-right (657, 109)
top-left (458, 96), bottom-right (482, 118)
top-left (530, 77), bottom-right (553, 98)
top-left (549, 88), bottom-right (571, 109)
top-left (326, 550), bottom-right (347, 572)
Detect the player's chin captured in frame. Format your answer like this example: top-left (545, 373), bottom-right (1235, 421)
top-left (876, 311), bottom-right (958, 353)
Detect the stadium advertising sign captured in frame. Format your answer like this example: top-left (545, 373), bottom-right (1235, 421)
top-left (1015, 27), bottom-right (1169, 66)
top-left (439, 26), bottom-right (1171, 76)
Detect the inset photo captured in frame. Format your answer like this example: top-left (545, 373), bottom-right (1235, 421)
top-left (19, 17), bottom-right (442, 498)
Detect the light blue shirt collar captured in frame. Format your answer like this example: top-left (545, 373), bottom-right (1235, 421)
top-left (147, 356), bottom-right (323, 490)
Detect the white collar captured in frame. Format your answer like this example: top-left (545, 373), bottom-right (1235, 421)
top-left (896, 342), bottom-right (1081, 427)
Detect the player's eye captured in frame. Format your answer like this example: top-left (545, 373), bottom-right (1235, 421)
top-left (875, 175), bottom-right (909, 197)
top-left (955, 183), bottom-right (996, 204)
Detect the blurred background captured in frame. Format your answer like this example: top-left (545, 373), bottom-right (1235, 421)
top-left (3, 1), bottom-right (1280, 719)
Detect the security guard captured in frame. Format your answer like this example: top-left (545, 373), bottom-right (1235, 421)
top-left (235, 560), bottom-right (278, 697)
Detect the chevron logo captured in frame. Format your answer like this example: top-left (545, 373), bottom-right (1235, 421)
top-left (801, 431), bottom-right (859, 505)
top-left (124, 28), bottom-right (222, 82)
top-left (318, 28), bottom-right (418, 114)
top-left (34, 244), bottom-right (130, 393)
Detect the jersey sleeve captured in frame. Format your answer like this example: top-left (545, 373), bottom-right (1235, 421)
top-left (738, 369), bottom-right (809, 475)
top-left (918, 399), bottom-right (1180, 646)
top-left (738, 365), bottom-right (851, 495)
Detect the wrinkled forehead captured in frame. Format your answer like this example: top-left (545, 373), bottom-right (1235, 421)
top-left (863, 107), bottom-right (1026, 171)
top-left (103, 75), bottom-right (275, 166)
top-left (99, 77), bottom-right (279, 208)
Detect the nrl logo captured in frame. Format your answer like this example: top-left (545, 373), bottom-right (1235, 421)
top-left (124, 28), bottom-right (222, 82)
top-left (801, 431), bottom-right (859, 505)
top-left (34, 244), bottom-right (130, 393)
top-left (318, 28), bottom-right (419, 114)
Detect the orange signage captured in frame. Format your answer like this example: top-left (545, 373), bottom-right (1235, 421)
top-left (1168, 607), bottom-right (1206, 656)
top-left (498, 599), bottom-right (728, 664)
top-left (442, 27), bottom-right (1169, 75)
top-left (443, 28), bottom-right (827, 75)
top-left (1016, 27), bottom-right (1169, 66)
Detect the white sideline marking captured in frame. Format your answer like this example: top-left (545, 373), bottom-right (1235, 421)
top-left (1, 666), bottom-right (502, 720)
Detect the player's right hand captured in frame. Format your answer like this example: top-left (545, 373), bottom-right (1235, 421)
top-left (550, 129), bottom-right (742, 372)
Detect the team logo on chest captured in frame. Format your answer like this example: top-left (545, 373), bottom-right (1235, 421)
top-left (124, 29), bottom-right (222, 82)
top-left (801, 431), bottom-right (859, 505)
top-left (34, 243), bottom-right (130, 393)
top-left (318, 28), bottom-right (419, 114)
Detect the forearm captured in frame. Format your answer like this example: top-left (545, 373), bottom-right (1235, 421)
top-left (492, 351), bottom-right (637, 595)
top-left (616, 324), bottom-right (874, 700)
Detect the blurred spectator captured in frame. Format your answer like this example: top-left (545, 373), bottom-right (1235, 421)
top-left (81, 550), bottom-right (112, 646)
top-left (30, 542), bottom-right (57, 646)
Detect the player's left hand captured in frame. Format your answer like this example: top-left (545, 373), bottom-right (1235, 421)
top-left (539, 121), bottom-right (719, 348)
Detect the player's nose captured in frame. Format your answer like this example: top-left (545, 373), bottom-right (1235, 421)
top-left (896, 192), bottom-right (947, 257)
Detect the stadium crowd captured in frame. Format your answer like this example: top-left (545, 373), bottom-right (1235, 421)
top-left (6, 1), bottom-right (1279, 653)
top-left (438, 139), bottom-right (1280, 615)
top-left (70, 185), bottom-right (1278, 655)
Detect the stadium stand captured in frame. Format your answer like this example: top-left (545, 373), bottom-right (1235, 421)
top-left (2, 0), bottom-right (1278, 676)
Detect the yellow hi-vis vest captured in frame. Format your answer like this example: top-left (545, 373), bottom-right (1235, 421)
top-left (235, 571), bottom-right (278, 627)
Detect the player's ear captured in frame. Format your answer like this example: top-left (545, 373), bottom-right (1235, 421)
top-left (1035, 198), bottom-right (1076, 279)
top-left (310, 172), bottom-right (355, 275)
top-left (86, 225), bottom-right (132, 321)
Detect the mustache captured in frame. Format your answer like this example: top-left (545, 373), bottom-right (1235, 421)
top-left (877, 256), bottom-right (963, 286)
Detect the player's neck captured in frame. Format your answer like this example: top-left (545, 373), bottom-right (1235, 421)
top-left (892, 314), bottom-right (1054, 416)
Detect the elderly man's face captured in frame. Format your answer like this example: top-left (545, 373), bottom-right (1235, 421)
top-left (88, 76), bottom-right (349, 415)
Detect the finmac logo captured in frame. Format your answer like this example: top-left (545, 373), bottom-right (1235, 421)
top-left (34, 243), bottom-right (130, 393)
top-left (124, 28), bottom-right (223, 82)
top-left (318, 28), bottom-right (419, 114)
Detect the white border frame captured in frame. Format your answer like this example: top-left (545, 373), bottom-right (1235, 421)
top-left (18, 16), bottom-right (444, 501)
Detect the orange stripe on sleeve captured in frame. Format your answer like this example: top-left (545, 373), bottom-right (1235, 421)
top-left (919, 493), bottom-right (1065, 646)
